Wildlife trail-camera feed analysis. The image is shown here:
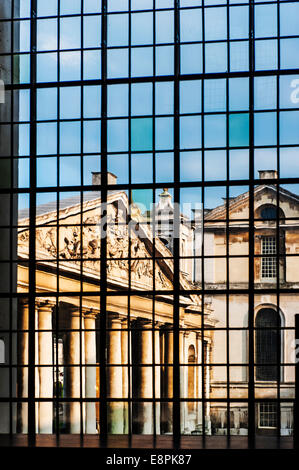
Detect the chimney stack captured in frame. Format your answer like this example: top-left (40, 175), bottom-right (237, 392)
top-left (92, 172), bottom-right (117, 186)
top-left (258, 170), bottom-right (278, 180)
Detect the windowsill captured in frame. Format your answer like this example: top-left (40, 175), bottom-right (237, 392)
top-left (0, 434), bottom-right (294, 450)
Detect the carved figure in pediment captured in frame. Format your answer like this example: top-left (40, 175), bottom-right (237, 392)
top-left (36, 227), bottom-right (57, 257)
top-left (61, 230), bottom-right (81, 259)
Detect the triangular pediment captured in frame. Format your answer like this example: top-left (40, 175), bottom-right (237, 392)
top-left (18, 191), bottom-right (190, 294)
top-left (205, 184), bottom-right (299, 221)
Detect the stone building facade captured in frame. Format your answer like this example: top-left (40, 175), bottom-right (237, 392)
top-left (14, 175), bottom-right (215, 435)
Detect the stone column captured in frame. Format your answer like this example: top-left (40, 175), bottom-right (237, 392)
top-left (66, 308), bottom-right (81, 434)
top-left (162, 326), bottom-right (173, 434)
top-left (133, 320), bottom-right (153, 434)
top-left (205, 341), bottom-right (211, 434)
top-left (35, 305), bottom-right (39, 432)
top-left (84, 311), bottom-right (97, 434)
top-left (179, 329), bottom-right (186, 433)
top-left (17, 301), bottom-right (29, 433)
top-left (196, 333), bottom-right (203, 427)
top-left (154, 323), bottom-right (161, 434)
top-left (107, 315), bottom-right (123, 434)
top-left (37, 301), bottom-right (54, 433)
top-left (121, 319), bottom-right (129, 434)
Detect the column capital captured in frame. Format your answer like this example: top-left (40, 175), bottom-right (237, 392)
top-left (133, 318), bottom-right (152, 329)
top-left (83, 307), bottom-right (98, 319)
top-left (108, 313), bottom-right (122, 328)
top-left (36, 299), bottom-right (56, 312)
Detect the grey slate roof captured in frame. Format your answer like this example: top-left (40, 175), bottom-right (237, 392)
top-left (18, 190), bottom-right (122, 220)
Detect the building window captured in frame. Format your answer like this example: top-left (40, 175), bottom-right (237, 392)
top-left (255, 309), bottom-right (281, 381)
top-left (261, 236), bottom-right (277, 280)
top-left (258, 402), bottom-right (277, 429)
top-left (260, 206), bottom-right (277, 220)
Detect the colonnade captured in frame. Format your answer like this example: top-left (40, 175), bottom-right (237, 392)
top-left (17, 301), bottom-right (209, 434)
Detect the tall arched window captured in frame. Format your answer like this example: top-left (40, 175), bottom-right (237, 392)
top-left (255, 309), bottom-right (281, 381)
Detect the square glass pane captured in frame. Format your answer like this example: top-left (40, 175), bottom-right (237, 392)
top-left (255, 40), bottom-right (278, 71)
top-left (229, 78), bottom-right (249, 111)
top-left (37, 88), bottom-right (57, 121)
top-left (254, 76), bottom-right (277, 110)
top-left (131, 47), bottom-right (153, 77)
top-left (180, 151), bottom-right (202, 182)
top-left (180, 116), bottom-right (202, 150)
top-left (84, 16), bottom-right (101, 48)
top-left (108, 84), bottom-right (129, 118)
top-left (84, 50), bottom-right (101, 80)
top-left (131, 12), bottom-right (153, 46)
top-left (156, 153), bottom-right (174, 183)
top-left (156, 11), bottom-right (174, 44)
top-left (83, 86), bottom-right (101, 118)
top-left (37, 19), bottom-right (57, 51)
top-left (37, 157), bottom-right (57, 187)
top-left (229, 114), bottom-right (249, 147)
top-left (180, 9), bottom-right (202, 42)
top-left (155, 82), bottom-right (173, 115)
top-left (280, 2), bottom-right (299, 37)
top-left (156, 46), bottom-right (174, 76)
top-left (132, 154), bottom-right (153, 184)
top-left (255, 5), bottom-right (277, 38)
top-left (181, 44), bottom-right (203, 74)
top-left (230, 6), bottom-right (249, 40)
top-left (281, 39), bottom-right (299, 70)
top-left (205, 7), bottom-right (227, 41)
top-left (60, 52), bottom-right (81, 81)
top-left (60, 156), bottom-right (81, 186)
top-left (108, 120), bottom-right (128, 152)
top-left (205, 115), bottom-right (226, 148)
top-left (131, 83), bottom-right (152, 116)
top-left (155, 117), bottom-right (173, 151)
top-left (205, 43), bottom-right (227, 73)
top-left (107, 14), bottom-right (128, 47)
top-left (230, 41), bottom-right (249, 72)
top-left (280, 111), bottom-right (299, 145)
top-left (280, 75), bottom-right (299, 109)
top-left (230, 149), bottom-right (249, 180)
top-left (205, 150), bottom-right (226, 181)
top-left (204, 79), bottom-right (226, 113)
top-left (37, 0), bottom-right (58, 16)
top-left (83, 121), bottom-right (101, 153)
top-left (60, 122), bottom-right (81, 154)
top-left (107, 49), bottom-right (128, 79)
top-left (37, 123), bottom-right (57, 155)
top-left (60, 87), bottom-right (81, 120)
top-left (131, 118), bottom-right (153, 152)
top-left (254, 112), bottom-right (277, 146)
top-left (60, 17), bottom-right (81, 50)
top-left (180, 80), bottom-right (201, 114)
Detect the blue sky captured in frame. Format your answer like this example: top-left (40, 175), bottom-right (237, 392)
top-left (17, 2), bottom-right (299, 212)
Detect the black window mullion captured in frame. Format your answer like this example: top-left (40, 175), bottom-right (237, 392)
top-left (99, 0), bottom-right (108, 444)
top-left (248, 0), bottom-right (256, 448)
top-left (28, 0), bottom-right (37, 444)
top-left (173, 0), bottom-right (181, 447)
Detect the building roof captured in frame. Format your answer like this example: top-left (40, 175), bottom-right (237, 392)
top-left (18, 190), bottom-right (121, 220)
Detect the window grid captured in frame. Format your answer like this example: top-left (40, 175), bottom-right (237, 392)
top-left (0, 0), bottom-right (298, 450)
top-left (259, 402), bottom-right (277, 429)
top-left (261, 236), bottom-right (277, 280)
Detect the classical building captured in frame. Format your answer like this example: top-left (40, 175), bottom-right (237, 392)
top-left (14, 172), bottom-right (215, 435)
top-left (144, 170), bottom-right (297, 436)
top-left (194, 170), bottom-right (297, 436)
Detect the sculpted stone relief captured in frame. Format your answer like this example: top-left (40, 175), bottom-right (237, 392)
top-left (18, 208), bottom-right (171, 289)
